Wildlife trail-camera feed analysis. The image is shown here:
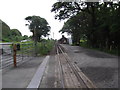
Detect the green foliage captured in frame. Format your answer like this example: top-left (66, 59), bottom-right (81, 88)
top-left (10, 29), bottom-right (22, 41)
top-left (81, 41), bottom-right (119, 56)
top-left (1, 20), bottom-right (31, 42)
top-left (11, 40), bottom-right (54, 56)
top-left (11, 29), bottom-right (22, 36)
top-left (52, 2), bottom-right (120, 55)
top-left (36, 40), bottom-right (54, 55)
top-left (60, 12), bottom-right (91, 45)
top-left (22, 35), bottom-right (29, 40)
top-left (2, 20), bottom-right (11, 41)
top-left (25, 15), bottom-right (51, 42)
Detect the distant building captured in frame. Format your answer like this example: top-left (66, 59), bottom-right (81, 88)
top-left (58, 35), bottom-right (69, 44)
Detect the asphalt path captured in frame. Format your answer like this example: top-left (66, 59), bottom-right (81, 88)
top-left (62, 44), bottom-right (118, 88)
top-left (1, 44), bottom-right (119, 88)
top-left (2, 56), bottom-right (45, 88)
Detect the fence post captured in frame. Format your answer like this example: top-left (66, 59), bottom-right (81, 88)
top-left (13, 44), bottom-right (17, 67)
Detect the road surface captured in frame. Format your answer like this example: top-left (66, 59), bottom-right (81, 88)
top-left (2, 44), bottom-right (118, 88)
top-left (62, 44), bottom-right (118, 88)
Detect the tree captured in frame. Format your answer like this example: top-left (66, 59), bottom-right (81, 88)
top-left (51, 2), bottom-right (101, 47)
top-left (11, 29), bottom-right (22, 36)
top-left (60, 12), bottom-right (91, 45)
top-left (10, 29), bottom-right (22, 41)
top-left (1, 20), bottom-right (23, 42)
top-left (52, 1), bottom-right (120, 51)
top-left (1, 20), bottom-right (11, 41)
top-left (25, 15), bottom-right (51, 56)
top-left (23, 35), bottom-right (29, 40)
top-left (25, 15), bottom-right (50, 42)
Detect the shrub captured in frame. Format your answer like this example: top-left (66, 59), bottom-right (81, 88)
top-left (36, 40), bottom-right (54, 55)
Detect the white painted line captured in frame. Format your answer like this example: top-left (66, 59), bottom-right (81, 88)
top-left (27, 56), bottom-right (49, 88)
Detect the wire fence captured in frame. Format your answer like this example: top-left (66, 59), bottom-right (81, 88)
top-left (0, 43), bottom-right (34, 69)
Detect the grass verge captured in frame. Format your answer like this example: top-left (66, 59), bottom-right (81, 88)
top-left (80, 41), bottom-right (119, 56)
top-left (36, 40), bottom-right (54, 55)
top-left (10, 40), bottom-right (54, 56)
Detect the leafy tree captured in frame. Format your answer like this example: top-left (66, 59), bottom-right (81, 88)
top-left (25, 15), bottom-right (51, 56)
top-left (11, 29), bottom-right (22, 36)
top-left (1, 20), bottom-right (22, 42)
top-left (25, 15), bottom-right (50, 42)
top-left (60, 12), bottom-right (91, 45)
top-left (52, 1), bottom-right (120, 52)
top-left (1, 20), bottom-right (11, 41)
top-left (23, 35), bottom-right (29, 40)
top-left (10, 29), bottom-right (22, 41)
top-left (51, 2), bottom-right (101, 47)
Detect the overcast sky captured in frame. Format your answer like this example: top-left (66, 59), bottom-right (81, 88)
top-left (0, 0), bottom-right (70, 39)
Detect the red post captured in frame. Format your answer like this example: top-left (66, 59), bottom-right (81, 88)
top-left (13, 44), bottom-right (17, 67)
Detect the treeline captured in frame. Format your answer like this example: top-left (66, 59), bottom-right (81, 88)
top-left (1, 20), bottom-right (29, 42)
top-left (51, 2), bottom-right (120, 52)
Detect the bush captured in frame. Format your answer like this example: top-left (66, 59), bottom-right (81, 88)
top-left (36, 40), bottom-right (54, 55)
top-left (80, 40), bottom-right (119, 56)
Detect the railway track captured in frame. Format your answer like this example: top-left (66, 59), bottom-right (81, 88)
top-left (55, 44), bottom-right (97, 88)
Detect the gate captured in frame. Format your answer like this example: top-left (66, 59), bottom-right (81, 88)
top-left (0, 43), bottom-right (34, 69)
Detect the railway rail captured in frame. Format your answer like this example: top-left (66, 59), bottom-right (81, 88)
top-left (55, 44), bottom-right (97, 88)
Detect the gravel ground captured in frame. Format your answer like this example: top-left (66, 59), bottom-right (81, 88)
top-left (61, 44), bottom-right (118, 88)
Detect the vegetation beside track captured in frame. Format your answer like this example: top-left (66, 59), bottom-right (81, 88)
top-left (13, 39), bottom-right (54, 56)
top-left (36, 39), bottom-right (54, 55)
top-left (80, 40), bottom-right (119, 56)
top-left (52, 2), bottom-right (120, 56)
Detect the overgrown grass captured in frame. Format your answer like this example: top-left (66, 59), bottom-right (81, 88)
top-left (80, 41), bottom-right (119, 56)
top-left (36, 40), bottom-right (54, 55)
top-left (10, 40), bottom-right (54, 56)
top-left (0, 40), bottom-right (10, 43)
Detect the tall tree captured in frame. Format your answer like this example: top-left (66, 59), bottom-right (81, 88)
top-left (25, 15), bottom-right (50, 56)
top-left (25, 15), bottom-right (50, 42)
top-left (51, 2), bottom-right (99, 46)
top-left (52, 1), bottom-right (120, 51)
top-left (60, 12), bottom-right (91, 45)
